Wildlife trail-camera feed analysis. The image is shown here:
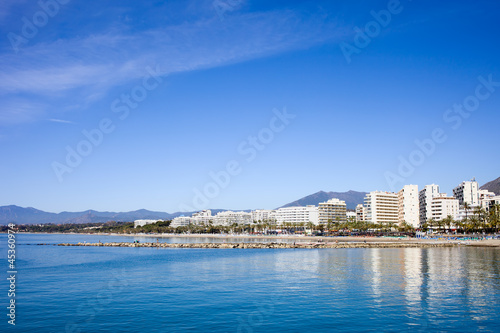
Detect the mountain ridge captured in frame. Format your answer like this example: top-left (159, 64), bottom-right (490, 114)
top-left (0, 205), bottom-right (238, 225)
top-left (480, 177), bottom-right (500, 195)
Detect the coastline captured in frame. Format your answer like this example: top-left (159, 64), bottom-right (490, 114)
top-left (14, 232), bottom-right (500, 247)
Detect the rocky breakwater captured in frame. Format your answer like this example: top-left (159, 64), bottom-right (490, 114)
top-left (54, 241), bottom-right (458, 249)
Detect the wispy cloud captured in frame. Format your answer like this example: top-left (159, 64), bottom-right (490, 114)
top-left (0, 99), bottom-right (46, 124)
top-left (0, 5), bottom-right (348, 125)
top-left (48, 119), bottom-right (76, 124)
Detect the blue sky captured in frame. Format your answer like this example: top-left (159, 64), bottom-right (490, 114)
top-left (1, 0), bottom-right (499, 213)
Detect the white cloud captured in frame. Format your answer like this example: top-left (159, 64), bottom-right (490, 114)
top-left (0, 7), bottom-right (347, 125)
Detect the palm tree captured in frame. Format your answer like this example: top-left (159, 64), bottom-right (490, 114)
top-left (306, 221), bottom-right (315, 231)
top-left (443, 215), bottom-right (454, 232)
top-left (326, 219), bottom-right (333, 235)
top-left (436, 218), bottom-right (446, 234)
top-left (463, 202), bottom-right (471, 222)
top-left (467, 216), bottom-right (480, 234)
top-left (488, 204), bottom-right (500, 232)
top-left (473, 206), bottom-right (487, 232)
top-left (427, 219), bottom-right (436, 233)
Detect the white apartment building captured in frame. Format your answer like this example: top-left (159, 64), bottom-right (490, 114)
top-left (479, 189), bottom-right (496, 209)
top-left (134, 219), bottom-right (160, 228)
top-left (347, 211), bottom-right (356, 220)
top-left (453, 179), bottom-right (479, 206)
top-left (318, 198), bottom-right (347, 225)
top-left (356, 204), bottom-right (364, 222)
top-left (483, 195), bottom-right (500, 212)
top-left (364, 191), bottom-right (398, 226)
top-left (398, 185), bottom-right (419, 228)
top-left (171, 210), bottom-right (253, 227)
top-left (430, 196), bottom-right (459, 221)
top-left (170, 216), bottom-right (191, 227)
top-left (252, 209), bottom-right (276, 223)
top-left (273, 206), bottom-right (319, 225)
top-left (189, 210), bottom-right (213, 225)
top-left (419, 184), bottom-right (440, 226)
top-left (213, 211), bottom-right (252, 226)
top-left (456, 195), bottom-right (500, 219)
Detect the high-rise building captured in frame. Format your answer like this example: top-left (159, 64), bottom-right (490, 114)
top-left (430, 196), bottom-right (459, 222)
top-left (364, 191), bottom-right (398, 226)
top-left (355, 204), bottom-right (364, 222)
top-left (453, 179), bottom-right (479, 206)
top-left (318, 198), bottom-right (347, 225)
top-left (419, 184), bottom-right (440, 226)
top-left (398, 185), bottom-right (419, 228)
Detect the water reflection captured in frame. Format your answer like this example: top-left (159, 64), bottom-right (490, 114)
top-left (311, 248), bottom-right (500, 330)
top-left (7, 234), bottom-right (500, 333)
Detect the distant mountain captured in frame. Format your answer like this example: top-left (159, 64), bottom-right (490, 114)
top-left (0, 206), bottom-right (242, 225)
top-left (279, 190), bottom-right (367, 210)
top-left (481, 177), bottom-right (500, 195)
top-left (0, 206), bottom-right (177, 225)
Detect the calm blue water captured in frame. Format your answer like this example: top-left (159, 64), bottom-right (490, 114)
top-left (2, 234), bottom-right (500, 332)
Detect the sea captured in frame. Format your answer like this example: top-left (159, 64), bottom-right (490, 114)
top-left (2, 234), bottom-right (500, 332)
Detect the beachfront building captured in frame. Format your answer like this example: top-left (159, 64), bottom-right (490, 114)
top-left (453, 179), bottom-right (479, 207)
top-left (213, 211), bottom-right (252, 226)
top-left (134, 219), bottom-right (160, 228)
top-left (419, 184), bottom-right (441, 226)
top-left (171, 210), bottom-right (253, 227)
top-left (252, 209), bottom-right (276, 224)
top-left (273, 206), bottom-right (319, 225)
top-left (318, 198), bottom-right (347, 225)
top-left (364, 191), bottom-right (398, 227)
top-left (356, 204), bottom-right (364, 222)
top-left (483, 195), bottom-right (500, 212)
top-left (191, 210), bottom-right (213, 225)
top-left (479, 189), bottom-right (496, 209)
top-left (398, 185), bottom-right (419, 228)
top-left (170, 216), bottom-right (191, 227)
top-left (430, 196), bottom-right (460, 222)
top-left (347, 211), bottom-right (356, 220)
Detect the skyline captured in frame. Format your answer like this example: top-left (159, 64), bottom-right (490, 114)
top-left (1, 0), bottom-right (500, 213)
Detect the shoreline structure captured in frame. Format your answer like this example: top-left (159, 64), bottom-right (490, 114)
top-left (55, 241), bottom-right (459, 249)
top-left (43, 233), bottom-right (500, 248)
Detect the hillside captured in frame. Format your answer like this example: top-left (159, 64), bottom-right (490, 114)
top-left (0, 205), bottom-right (176, 225)
top-left (0, 206), bottom-right (241, 225)
top-left (481, 177), bottom-right (500, 195)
